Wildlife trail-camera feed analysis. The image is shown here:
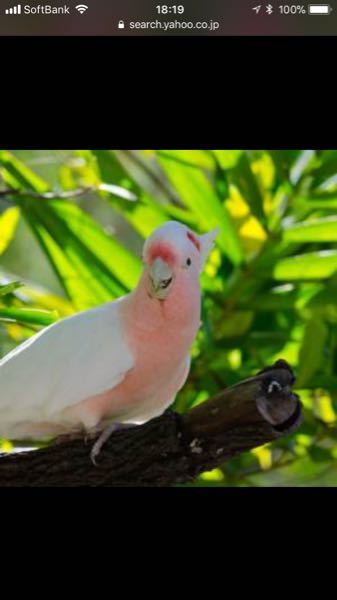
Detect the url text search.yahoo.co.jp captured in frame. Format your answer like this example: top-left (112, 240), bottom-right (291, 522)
top-left (129, 20), bottom-right (220, 32)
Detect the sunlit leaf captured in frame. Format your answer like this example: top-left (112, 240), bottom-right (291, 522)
top-left (311, 153), bottom-right (337, 189)
top-left (294, 192), bottom-right (337, 212)
top-left (247, 455), bottom-right (337, 486)
top-left (92, 150), bottom-right (171, 237)
top-left (284, 217), bottom-right (337, 242)
top-left (157, 150), bottom-right (216, 171)
top-left (312, 391), bottom-right (336, 424)
top-left (289, 150), bottom-right (316, 185)
top-left (212, 150), bottom-right (243, 169)
top-left (268, 150), bottom-right (302, 182)
top-left (274, 251), bottom-right (337, 281)
top-left (228, 153), bottom-right (265, 222)
top-left (0, 307), bottom-right (58, 326)
top-left (0, 152), bottom-right (142, 309)
top-left (5, 322), bottom-right (38, 342)
top-left (47, 200), bottom-right (141, 290)
top-left (251, 445), bottom-right (272, 470)
top-left (200, 468), bottom-right (224, 482)
top-left (296, 318), bottom-right (328, 387)
top-left (114, 150), bottom-right (181, 206)
top-left (158, 154), bottom-right (244, 265)
top-left (0, 150), bottom-right (48, 193)
top-left (0, 439), bottom-right (13, 453)
top-left (190, 390), bottom-right (210, 408)
top-left (226, 185), bottom-right (267, 256)
top-left (0, 281), bottom-right (23, 296)
top-left (0, 207), bottom-right (20, 255)
top-left (20, 198), bottom-right (141, 309)
top-left (251, 153), bottom-right (275, 191)
top-left (18, 286), bottom-right (74, 316)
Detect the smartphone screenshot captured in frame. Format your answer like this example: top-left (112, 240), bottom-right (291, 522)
top-left (0, 0), bottom-right (336, 498)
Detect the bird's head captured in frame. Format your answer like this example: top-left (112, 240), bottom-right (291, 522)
top-left (142, 221), bottom-right (219, 300)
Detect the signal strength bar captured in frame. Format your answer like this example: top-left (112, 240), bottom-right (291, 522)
top-left (5, 4), bottom-right (21, 14)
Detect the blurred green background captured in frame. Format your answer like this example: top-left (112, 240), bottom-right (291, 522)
top-left (1, 149), bottom-right (337, 486)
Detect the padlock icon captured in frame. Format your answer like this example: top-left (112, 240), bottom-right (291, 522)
top-left (118, 20), bottom-right (125, 29)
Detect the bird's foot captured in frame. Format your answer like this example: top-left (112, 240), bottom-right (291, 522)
top-left (90, 422), bottom-right (135, 466)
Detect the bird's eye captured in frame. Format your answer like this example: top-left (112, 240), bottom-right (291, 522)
top-left (186, 258), bottom-right (192, 266)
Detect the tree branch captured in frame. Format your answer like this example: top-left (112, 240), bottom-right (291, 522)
top-left (0, 183), bottom-right (137, 204)
top-left (0, 186), bottom-right (94, 200)
top-left (0, 359), bottom-right (302, 487)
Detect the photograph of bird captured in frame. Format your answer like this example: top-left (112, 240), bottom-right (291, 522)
top-left (0, 221), bottom-right (218, 463)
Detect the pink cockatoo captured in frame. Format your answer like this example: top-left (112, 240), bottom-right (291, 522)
top-left (0, 221), bottom-right (218, 462)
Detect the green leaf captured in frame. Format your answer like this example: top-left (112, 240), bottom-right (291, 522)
top-left (296, 318), bottom-right (328, 387)
top-left (228, 152), bottom-right (265, 222)
top-left (300, 279), bottom-right (337, 324)
top-left (268, 150), bottom-right (302, 181)
top-left (212, 150), bottom-right (243, 169)
top-left (97, 150), bottom-right (178, 207)
top-left (16, 285), bottom-right (74, 316)
top-left (214, 311), bottom-right (254, 339)
top-left (0, 207), bottom-right (20, 255)
top-left (284, 217), bottom-right (337, 242)
top-left (89, 150), bottom-right (140, 199)
top-left (158, 154), bottom-right (244, 265)
top-left (20, 197), bottom-right (141, 309)
top-left (0, 152), bottom-right (142, 309)
top-left (246, 455), bottom-right (337, 487)
top-left (92, 150), bottom-right (171, 238)
top-left (311, 153), bottom-right (337, 188)
top-left (274, 251), bottom-right (337, 281)
top-left (0, 307), bottom-right (58, 326)
top-left (238, 289), bottom-right (298, 311)
top-left (289, 150), bottom-right (316, 185)
top-left (294, 196), bottom-right (337, 211)
top-left (49, 200), bottom-right (141, 290)
top-left (0, 150), bottom-right (48, 193)
top-left (309, 375), bottom-right (337, 391)
top-left (157, 150), bottom-right (216, 171)
top-left (0, 281), bottom-right (23, 296)
top-left (21, 210), bottom-right (110, 309)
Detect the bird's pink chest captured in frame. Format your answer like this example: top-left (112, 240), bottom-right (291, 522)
top-left (65, 274), bottom-right (201, 428)
top-left (120, 295), bottom-right (199, 400)
top-left (103, 279), bottom-right (200, 419)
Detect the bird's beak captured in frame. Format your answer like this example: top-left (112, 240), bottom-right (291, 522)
top-left (149, 258), bottom-right (174, 299)
top-left (199, 228), bottom-right (220, 267)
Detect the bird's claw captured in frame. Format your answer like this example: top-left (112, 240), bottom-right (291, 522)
top-left (89, 422), bottom-right (137, 466)
top-left (89, 422), bottom-right (121, 466)
top-left (90, 436), bottom-right (107, 466)
top-left (90, 445), bottom-right (99, 466)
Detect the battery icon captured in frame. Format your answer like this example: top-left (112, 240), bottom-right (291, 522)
top-left (308, 4), bottom-right (332, 14)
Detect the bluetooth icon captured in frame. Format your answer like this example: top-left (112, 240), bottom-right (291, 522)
top-left (266, 4), bottom-right (273, 14)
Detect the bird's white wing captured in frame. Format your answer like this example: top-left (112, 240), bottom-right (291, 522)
top-left (0, 298), bottom-right (134, 424)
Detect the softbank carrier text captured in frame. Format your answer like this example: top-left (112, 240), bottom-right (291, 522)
top-left (22, 5), bottom-right (69, 13)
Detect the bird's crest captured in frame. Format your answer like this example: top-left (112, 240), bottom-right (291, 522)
top-left (187, 231), bottom-right (201, 252)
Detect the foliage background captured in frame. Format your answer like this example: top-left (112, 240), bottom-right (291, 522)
top-left (1, 149), bottom-right (337, 486)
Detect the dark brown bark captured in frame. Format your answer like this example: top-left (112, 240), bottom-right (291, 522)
top-left (0, 360), bottom-right (302, 487)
